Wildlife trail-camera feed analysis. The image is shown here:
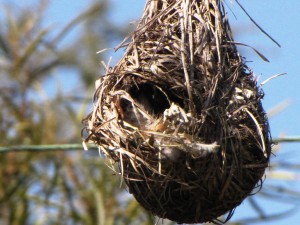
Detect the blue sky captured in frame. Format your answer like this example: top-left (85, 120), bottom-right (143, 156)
top-left (3, 0), bottom-right (300, 224)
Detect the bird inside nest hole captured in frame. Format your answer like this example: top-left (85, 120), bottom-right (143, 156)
top-left (119, 83), bottom-right (171, 130)
top-left (117, 83), bottom-right (191, 162)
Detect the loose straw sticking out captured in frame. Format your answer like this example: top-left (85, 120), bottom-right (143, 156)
top-left (235, 0), bottom-right (281, 48)
top-left (261, 73), bottom-right (287, 86)
top-left (244, 108), bottom-right (266, 157)
top-left (82, 141), bottom-right (88, 151)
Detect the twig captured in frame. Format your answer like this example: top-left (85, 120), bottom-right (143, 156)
top-left (0, 137), bottom-right (299, 153)
top-left (0, 144), bottom-right (98, 153)
top-left (273, 137), bottom-right (300, 143)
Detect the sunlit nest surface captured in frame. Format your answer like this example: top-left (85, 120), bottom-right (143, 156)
top-left (83, 0), bottom-right (271, 223)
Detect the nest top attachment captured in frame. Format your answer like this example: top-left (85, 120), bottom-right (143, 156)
top-left (83, 0), bottom-right (272, 223)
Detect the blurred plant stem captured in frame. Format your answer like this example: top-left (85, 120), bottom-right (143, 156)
top-left (1, 136), bottom-right (299, 153)
top-left (0, 144), bottom-right (96, 153)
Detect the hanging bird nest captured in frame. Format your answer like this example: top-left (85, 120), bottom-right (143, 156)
top-left (82, 0), bottom-right (272, 223)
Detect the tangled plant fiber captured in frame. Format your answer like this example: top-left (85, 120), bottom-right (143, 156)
top-left (83, 0), bottom-right (272, 223)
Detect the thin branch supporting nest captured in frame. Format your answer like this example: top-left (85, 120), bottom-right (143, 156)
top-left (83, 0), bottom-right (272, 223)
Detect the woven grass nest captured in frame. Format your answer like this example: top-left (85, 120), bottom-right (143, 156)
top-left (83, 0), bottom-right (272, 223)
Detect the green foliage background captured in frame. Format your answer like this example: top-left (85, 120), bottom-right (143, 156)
top-left (0, 1), bottom-right (299, 225)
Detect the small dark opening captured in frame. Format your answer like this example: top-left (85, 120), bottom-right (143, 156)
top-left (127, 83), bottom-right (170, 116)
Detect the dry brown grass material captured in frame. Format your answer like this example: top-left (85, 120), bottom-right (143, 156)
top-left (82, 0), bottom-right (272, 223)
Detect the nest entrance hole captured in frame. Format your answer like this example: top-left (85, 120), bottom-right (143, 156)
top-left (119, 82), bottom-right (185, 129)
